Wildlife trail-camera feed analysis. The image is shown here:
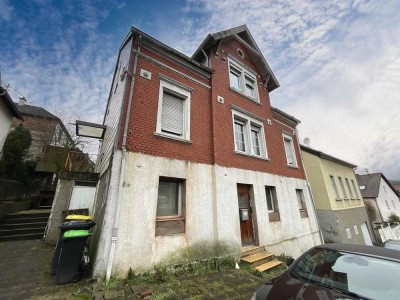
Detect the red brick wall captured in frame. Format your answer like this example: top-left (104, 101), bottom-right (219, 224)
top-left (119, 43), bottom-right (214, 164)
top-left (209, 39), bottom-right (305, 179)
top-left (118, 37), bottom-right (305, 179)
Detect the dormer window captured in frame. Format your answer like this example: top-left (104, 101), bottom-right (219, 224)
top-left (228, 57), bottom-right (259, 102)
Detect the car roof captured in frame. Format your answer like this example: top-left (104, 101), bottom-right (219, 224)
top-left (316, 243), bottom-right (400, 260)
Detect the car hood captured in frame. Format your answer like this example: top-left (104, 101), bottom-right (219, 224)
top-left (261, 272), bottom-right (362, 300)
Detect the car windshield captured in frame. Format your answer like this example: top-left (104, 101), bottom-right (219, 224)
top-left (291, 248), bottom-right (400, 300)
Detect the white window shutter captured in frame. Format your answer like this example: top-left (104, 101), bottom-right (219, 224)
top-left (161, 92), bottom-right (184, 136)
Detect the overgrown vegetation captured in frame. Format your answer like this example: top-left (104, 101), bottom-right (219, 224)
top-left (388, 213), bottom-right (400, 225)
top-left (364, 200), bottom-right (378, 221)
top-left (0, 124), bottom-right (36, 183)
top-left (111, 255), bottom-right (288, 299)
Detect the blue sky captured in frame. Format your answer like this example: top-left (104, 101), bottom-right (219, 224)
top-left (1, 0), bottom-right (400, 180)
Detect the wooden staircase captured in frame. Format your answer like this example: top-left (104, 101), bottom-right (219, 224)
top-left (0, 209), bottom-right (50, 242)
top-left (241, 245), bottom-right (283, 272)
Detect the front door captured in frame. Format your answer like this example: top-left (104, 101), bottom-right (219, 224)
top-left (237, 184), bottom-right (254, 246)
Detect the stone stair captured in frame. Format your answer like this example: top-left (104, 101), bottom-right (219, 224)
top-left (241, 245), bottom-right (282, 272)
top-left (0, 210), bottom-right (50, 242)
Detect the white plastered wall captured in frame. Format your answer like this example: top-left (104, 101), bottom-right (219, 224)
top-left (376, 178), bottom-right (400, 221)
top-left (0, 100), bottom-right (13, 154)
top-left (95, 151), bottom-right (322, 277)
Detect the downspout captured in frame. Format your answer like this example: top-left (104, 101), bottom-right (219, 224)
top-left (295, 131), bottom-right (325, 244)
top-left (106, 33), bottom-right (142, 281)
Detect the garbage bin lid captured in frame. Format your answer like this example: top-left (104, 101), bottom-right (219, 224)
top-left (65, 215), bottom-right (93, 221)
top-left (63, 229), bottom-right (92, 238)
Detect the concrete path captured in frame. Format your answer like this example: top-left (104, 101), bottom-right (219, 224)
top-left (0, 240), bottom-right (91, 299)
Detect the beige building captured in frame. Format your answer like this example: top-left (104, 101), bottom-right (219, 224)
top-left (301, 145), bottom-right (375, 245)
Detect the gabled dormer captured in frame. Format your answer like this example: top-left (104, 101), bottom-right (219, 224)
top-left (192, 24), bottom-right (279, 92)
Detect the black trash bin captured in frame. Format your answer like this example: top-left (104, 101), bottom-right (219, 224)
top-left (51, 216), bottom-right (95, 275)
top-left (55, 229), bottom-right (92, 284)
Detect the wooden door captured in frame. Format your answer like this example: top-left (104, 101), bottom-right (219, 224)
top-left (237, 184), bottom-right (254, 246)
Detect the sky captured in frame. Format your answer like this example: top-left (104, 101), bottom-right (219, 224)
top-left (1, 0), bottom-right (399, 180)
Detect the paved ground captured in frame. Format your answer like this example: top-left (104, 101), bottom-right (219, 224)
top-left (0, 239), bottom-right (274, 299)
top-left (0, 240), bottom-right (91, 299)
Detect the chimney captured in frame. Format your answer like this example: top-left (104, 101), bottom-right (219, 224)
top-left (19, 96), bottom-right (27, 106)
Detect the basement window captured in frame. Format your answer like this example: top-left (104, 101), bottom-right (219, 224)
top-left (155, 177), bottom-right (185, 236)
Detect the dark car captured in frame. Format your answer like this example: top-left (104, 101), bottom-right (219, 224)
top-left (251, 243), bottom-right (400, 300)
top-left (382, 239), bottom-right (400, 251)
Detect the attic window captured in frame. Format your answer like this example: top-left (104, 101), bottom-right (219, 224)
top-left (237, 48), bottom-right (244, 58)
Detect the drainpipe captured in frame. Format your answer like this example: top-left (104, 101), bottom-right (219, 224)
top-left (106, 33), bottom-right (142, 281)
top-left (294, 130), bottom-right (325, 244)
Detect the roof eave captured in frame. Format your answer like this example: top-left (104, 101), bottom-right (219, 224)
top-left (300, 145), bottom-right (357, 168)
top-left (0, 87), bottom-right (23, 121)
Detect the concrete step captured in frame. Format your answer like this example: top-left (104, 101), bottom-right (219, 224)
top-left (0, 217), bottom-right (49, 224)
top-left (255, 260), bottom-right (283, 272)
top-left (241, 245), bottom-right (265, 258)
top-left (0, 233), bottom-right (44, 242)
top-left (0, 222), bottom-right (48, 230)
top-left (241, 251), bottom-right (274, 267)
top-left (5, 212), bottom-right (50, 219)
top-left (0, 227), bottom-right (45, 237)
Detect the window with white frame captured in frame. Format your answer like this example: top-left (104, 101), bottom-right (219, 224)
top-left (265, 186), bottom-right (277, 212)
top-left (338, 177), bottom-right (348, 199)
top-left (156, 177), bottom-right (184, 219)
top-left (296, 189), bottom-right (306, 211)
top-left (345, 178), bottom-right (354, 198)
top-left (265, 186), bottom-right (280, 222)
top-left (232, 110), bottom-right (267, 158)
top-left (351, 179), bottom-right (360, 198)
top-left (330, 175), bottom-right (340, 199)
top-left (156, 79), bottom-right (191, 140)
top-left (228, 58), bottom-right (259, 102)
top-left (283, 134), bottom-right (297, 167)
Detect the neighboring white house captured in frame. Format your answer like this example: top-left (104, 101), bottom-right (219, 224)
top-left (357, 173), bottom-right (400, 222)
top-left (0, 86), bottom-right (23, 157)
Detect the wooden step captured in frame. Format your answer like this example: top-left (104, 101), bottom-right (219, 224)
top-left (241, 251), bottom-right (274, 266)
top-left (0, 222), bottom-right (48, 230)
top-left (0, 227), bottom-right (45, 237)
top-left (241, 245), bottom-right (265, 258)
top-left (255, 260), bottom-right (283, 272)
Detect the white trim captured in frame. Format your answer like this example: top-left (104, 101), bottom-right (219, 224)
top-left (282, 133), bottom-right (298, 167)
top-left (156, 79), bottom-right (191, 141)
top-left (274, 118), bottom-right (296, 130)
top-left (231, 108), bottom-right (268, 159)
top-left (137, 51), bottom-right (211, 90)
top-left (227, 57), bottom-right (259, 103)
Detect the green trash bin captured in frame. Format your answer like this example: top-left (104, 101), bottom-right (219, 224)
top-left (55, 229), bottom-right (92, 284)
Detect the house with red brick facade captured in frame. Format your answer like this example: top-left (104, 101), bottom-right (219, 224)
top-left (91, 25), bottom-right (322, 279)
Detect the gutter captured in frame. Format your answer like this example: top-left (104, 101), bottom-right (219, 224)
top-left (105, 33), bottom-right (142, 281)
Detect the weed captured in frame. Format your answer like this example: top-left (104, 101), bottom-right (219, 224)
top-left (103, 276), bottom-right (121, 290)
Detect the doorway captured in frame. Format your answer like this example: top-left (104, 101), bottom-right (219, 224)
top-left (360, 222), bottom-right (373, 246)
top-left (237, 184), bottom-right (255, 246)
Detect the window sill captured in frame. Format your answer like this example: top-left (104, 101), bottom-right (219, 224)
top-left (234, 150), bottom-right (270, 161)
top-left (230, 86), bottom-right (261, 104)
top-left (156, 217), bottom-right (185, 222)
top-left (287, 164), bottom-right (299, 169)
top-left (335, 198), bottom-right (343, 201)
top-left (344, 198), bottom-right (349, 200)
top-left (154, 132), bottom-right (192, 144)
top-left (155, 217), bottom-right (185, 236)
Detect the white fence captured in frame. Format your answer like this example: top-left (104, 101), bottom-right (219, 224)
top-left (378, 223), bottom-right (400, 242)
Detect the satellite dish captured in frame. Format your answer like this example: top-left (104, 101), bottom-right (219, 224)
top-left (303, 137), bottom-right (310, 146)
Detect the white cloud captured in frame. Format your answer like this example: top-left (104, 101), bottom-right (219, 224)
top-left (175, 0), bottom-right (400, 179)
